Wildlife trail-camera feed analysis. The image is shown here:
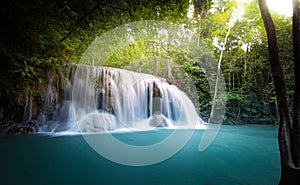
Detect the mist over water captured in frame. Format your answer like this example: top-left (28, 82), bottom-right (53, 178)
top-left (40, 65), bottom-right (204, 134)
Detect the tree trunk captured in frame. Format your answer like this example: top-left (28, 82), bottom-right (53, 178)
top-left (209, 5), bottom-right (242, 123)
top-left (243, 45), bottom-right (250, 79)
top-left (165, 57), bottom-right (174, 82)
top-left (153, 55), bottom-right (158, 76)
top-left (258, 0), bottom-right (300, 184)
top-left (209, 40), bottom-right (223, 123)
top-left (292, 0), bottom-right (300, 168)
top-left (210, 16), bottom-right (234, 123)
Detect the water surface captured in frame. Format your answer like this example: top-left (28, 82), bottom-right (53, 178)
top-left (0, 125), bottom-right (280, 185)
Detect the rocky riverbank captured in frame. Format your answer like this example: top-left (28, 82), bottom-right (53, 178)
top-left (0, 120), bottom-right (40, 135)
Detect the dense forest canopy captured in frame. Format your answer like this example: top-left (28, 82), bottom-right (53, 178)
top-left (0, 0), bottom-right (294, 125)
top-left (0, 0), bottom-right (190, 121)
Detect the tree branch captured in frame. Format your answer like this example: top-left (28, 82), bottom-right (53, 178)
top-left (59, 1), bottom-right (104, 42)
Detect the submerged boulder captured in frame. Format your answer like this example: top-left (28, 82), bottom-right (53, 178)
top-left (78, 112), bottom-right (117, 132)
top-left (149, 112), bottom-right (166, 127)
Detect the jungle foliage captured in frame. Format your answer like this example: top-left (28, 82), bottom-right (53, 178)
top-left (0, 0), bottom-right (189, 121)
top-left (0, 0), bottom-right (295, 125)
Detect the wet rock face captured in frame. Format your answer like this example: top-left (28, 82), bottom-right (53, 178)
top-left (0, 120), bottom-right (40, 135)
top-left (98, 78), bottom-right (115, 114)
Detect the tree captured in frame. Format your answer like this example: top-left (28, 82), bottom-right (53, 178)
top-left (209, 0), bottom-right (242, 123)
top-left (258, 0), bottom-right (300, 184)
top-left (292, 0), bottom-right (300, 169)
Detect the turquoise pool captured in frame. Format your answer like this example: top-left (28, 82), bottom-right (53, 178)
top-left (0, 125), bottom-right (280, 185)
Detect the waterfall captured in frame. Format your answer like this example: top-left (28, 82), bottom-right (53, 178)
top-left (23, 88), bottom-right (33, 121)
top-left (39, 65), bottom-right (204, 133)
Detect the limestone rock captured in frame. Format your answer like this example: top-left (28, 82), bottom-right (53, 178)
top-left (0, 120), bottom-right (40, 135)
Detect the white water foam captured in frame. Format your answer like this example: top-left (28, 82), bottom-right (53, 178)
top-left (39, 65), bottom-right (207, 134)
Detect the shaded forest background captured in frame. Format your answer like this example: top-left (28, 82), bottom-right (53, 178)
top-left (0, 0), bottom-right (295, 125)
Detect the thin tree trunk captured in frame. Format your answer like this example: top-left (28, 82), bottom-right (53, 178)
top-left (153, 55), bottom-right (158, 76)
top-left (209, 6), bottom-right (242, 123)
top-left (209, 40), bottom-right (224, 122)
top-left (228, 68), bottom-right (231, 89)
top-left (243, 45), bottom-right (250, 79)
top-left (153, 43), bottom-right (158, 76)
top-left (210, 20), bottom-right (234, 123)
top-left (165, 57), bottom-right (174, 81)
top-left (232, 71), bottom-right (235, 89)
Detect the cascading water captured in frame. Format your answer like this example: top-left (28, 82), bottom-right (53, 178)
top-left (39, 65), bottom-right (204, 133)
